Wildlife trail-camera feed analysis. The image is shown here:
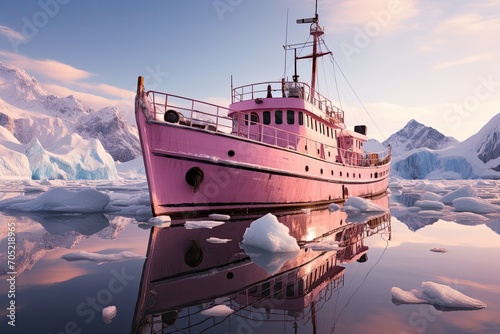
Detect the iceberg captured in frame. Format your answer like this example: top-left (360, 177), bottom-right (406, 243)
top-left (440, 185), bottom-right (477, 205)
top-left (391, 281), bottom-right (487, 310)
top-left (452, 197), bottom-right (499, 214)
top-left (1, 187), bottom-right (110, 213)
top-left (241, 213), bottom-right (300, 252)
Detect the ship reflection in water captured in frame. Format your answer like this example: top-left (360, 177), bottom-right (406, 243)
top-left (132, 196), bottom-right (391, 334)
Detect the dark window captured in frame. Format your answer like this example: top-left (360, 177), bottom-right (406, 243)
top-left (306, 114), bottom-right (309, 127)
top-left (244, 114), bottom-right (249, 125)
top-left (275, 110), bottom-right (282, 124)
top-left (250, 112), bottom-right (258, 125)
top-left (286, 283), bottom-right (294, 297)
top-left (287, 110), bottom-right (294, 124)
top-left (315, 120), bottom-right (318, 131)
top-left (298, 112), bottom-right (304, 125)
top-left (263, 111), bottom-right (271, 125)
top-left (262, 282), bottom-right (270, 296)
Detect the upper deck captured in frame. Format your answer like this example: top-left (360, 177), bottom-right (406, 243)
top-left (231, 80), bottom-right (345, 124)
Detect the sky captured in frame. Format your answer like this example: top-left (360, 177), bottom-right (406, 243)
top-left (0, 0), bottom-right (499, 142)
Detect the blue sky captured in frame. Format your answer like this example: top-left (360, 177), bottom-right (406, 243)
top-left (0, 0), bottom-right (499, 142)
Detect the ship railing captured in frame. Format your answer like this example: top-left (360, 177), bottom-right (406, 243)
top-left (146, 91), bottom-right (390, 168)
top-left (232, 81), bottom-right (344, 122)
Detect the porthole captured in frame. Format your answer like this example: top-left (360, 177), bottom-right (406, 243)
top-left (305, 145), bottom-right (308, 151)
top-left (331, 170), bottom-right (334, 176)
top-left (226, 272), bottom-right (234, 279)
top-left (359, 173), bottom-right (361, 178)
top-left (347, 172), bottom-right (349, 177)
top-left (305, 165), bottom-right (309, 172)
top-left (228, 150), bottom-right (235, 157)
top-left (320, 169), bottom-right (323, 174)
top-left (340, 171), bottom-right (343, 177)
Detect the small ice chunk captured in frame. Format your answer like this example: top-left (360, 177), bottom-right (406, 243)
top-left (414, 200), bottom-right (444, 210)
top-left (328, 203), bottom-right (340, 211)
top-left (430, 247), bottom-right (448, 253)
top-left (309, 241), bottom-right (340, 251)
top-left (102, 305), bottom-right (117, 324)
top-left (200, 304), bottom-right (234, 317)
top-left (208, 213), bottom-right (231, 220)
top-left (5, 187), bottom-right (110, 213)
top-left (147, 215), bottom-right (171, 228)
top-left (421, 192), bottom-right (442, 201)
top-left (453, 197), bottom-right (499, 214)
top-left (391, 287), bottom-right (426, 304)
top-left (185, 220), bottom-right (225, 229)
top-left (61, 251), bottom-right (145, 264)
top-left (206, 237), bottom-right (232, 244)
top-left (241, 213), bottom-right (299, 252)
top-left (440, 185), bottom-right (477, 205)
top-left (342, 197), bottom-right (388, 215)
top-left (391, 281), bottom-right (486, 309)
top-left (422, 183), bottom-right (448, 194)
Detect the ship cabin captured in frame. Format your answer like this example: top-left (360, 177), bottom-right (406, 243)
top-left (228, 80), bottom-right (369, 166)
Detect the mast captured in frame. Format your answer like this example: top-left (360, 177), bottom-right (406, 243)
top-left (296, 2), bottom-right (331, 96)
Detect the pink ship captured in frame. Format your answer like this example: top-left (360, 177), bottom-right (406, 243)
top-left (135, 8), bottom-right (391, 217)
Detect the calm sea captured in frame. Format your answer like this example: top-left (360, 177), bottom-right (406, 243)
top-left (0, 180), bottom-right (499, 334)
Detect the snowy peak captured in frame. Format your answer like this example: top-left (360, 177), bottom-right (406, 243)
top-left (469, 113), bottom-right (500, 168)
top-left (0, 62), bottom-right (49, 103)
top-left (0, 63), bottom-right (141, 168)
top-left (384, 119), bottom-right (458, 156)
top-left (391, 114), bottom-right (500, 179)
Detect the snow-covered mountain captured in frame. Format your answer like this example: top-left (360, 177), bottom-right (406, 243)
top-left (391, 114), bottom-right (500, 179)
top-left (383, 119), bottom-right (458, 157)
top-left (0, 63), bottom-right (140, 161)
top-left (0, 63), bottom-right (141, 179)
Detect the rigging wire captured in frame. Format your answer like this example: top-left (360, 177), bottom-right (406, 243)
top-left (328, 231), bottom-right (391, 333)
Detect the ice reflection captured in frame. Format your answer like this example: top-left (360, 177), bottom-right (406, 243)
top-left (132, 197), bottom-right (391, 334)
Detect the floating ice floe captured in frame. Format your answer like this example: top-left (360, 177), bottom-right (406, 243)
top-left (102, 305), bottom-right (117, 324)
top-left (147, 216), bottom-right (171, 228)
top-left (200, 304), bottom-right (234, 317)
top-left (184, 220), bottom-right (225, 229)
top-left (328, 203), bottom-right (340, 211)
top-left (391, 281), bottom-right (486, 310)
top-left (414, 200), bottom-right (445, 210)
top-left (342, 197), bottom-right (389, 215)
top-left (241, 213), bottom-right (299, 252)
top-left (0, 187), bottom-right (110, 213)
top-left (61, 250), bottom-right (145, 264)
top-left (421, 192), bottom-right (442, 201)
top-left (206, 237), bottom-right (232, 244)
top-left (440, 185), bottom-right (477, 205)
top-left (308, 241), bottom-right (341, 252)
top-left (430, 247), bottom-right (448, 253)
top-left (208, 213), bottom-right (231, 220)
top-left (452, 197), bottom-right (499, 214)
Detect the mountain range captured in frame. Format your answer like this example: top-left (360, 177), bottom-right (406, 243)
top-left (0, 63), bottom-right (140, 179)
top-left (0, 63), bottom-right (498, 180)
top-left (385, 116), bottom-right (500, 179)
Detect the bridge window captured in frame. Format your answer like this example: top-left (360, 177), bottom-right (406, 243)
top-left (263, 111), bottom-right (271, 125)
top-left (250, 112), bottom-right (258, 125)
top-left (287, 110), bottom-right (294, 124)
top-left (298, 112), bottom-right (304, 125)
top-left (275, 110), bottom-right (282, 124)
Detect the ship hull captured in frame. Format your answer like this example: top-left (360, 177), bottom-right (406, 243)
top-left (136, 99), bottom-right (390, 217)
